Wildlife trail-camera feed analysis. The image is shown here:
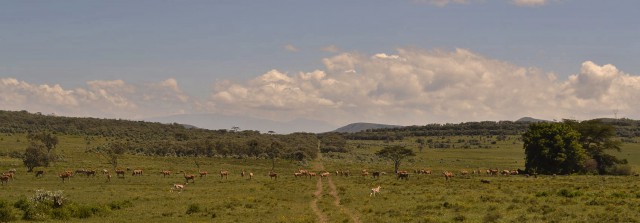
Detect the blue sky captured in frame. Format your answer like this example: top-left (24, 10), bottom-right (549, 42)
top-left (1, 0), bottom-right (639, 132)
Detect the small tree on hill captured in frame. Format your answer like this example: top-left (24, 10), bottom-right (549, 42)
top-left (100, 141), bottom-right (130, 170)
top-left (375, 145), bottom-right (416, 174)
top-left (23, 144), bottom-right (49, 172)
top-left (267, 140), bottom-right (283, 170)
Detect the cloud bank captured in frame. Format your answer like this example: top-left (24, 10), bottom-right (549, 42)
top-left (2, 48), bottom-right (639, 127)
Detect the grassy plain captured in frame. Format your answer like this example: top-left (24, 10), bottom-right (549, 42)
top-left (1, 134), bottom-right (639, 222)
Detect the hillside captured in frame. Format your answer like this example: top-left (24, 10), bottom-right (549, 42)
top-left (331, 122), bottom-right (403, 133)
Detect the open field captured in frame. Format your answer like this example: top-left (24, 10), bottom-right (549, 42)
top-left (1, 134), bottom-right (640, 222)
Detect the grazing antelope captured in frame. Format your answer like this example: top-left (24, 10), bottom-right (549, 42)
top-left (460, 170), bottom-right (469, 176)
top-left (361, 171), bottom-right (369, 177)
top-left (35, 170), bottom-right (44, 177)
top-left (370, 185), bottom-right (381, 197)
top-left (103, 169), bottom-right (109, 175)
top-left (0, 175), bottom-right (9, 185)
top-left (268, 171), bottom-right (278, 180)
top-left (298, 169), bottom-right (308, 176)
top-left (161, 170), bottom-right (172, 177)
top-left (2, 172), bottom-right (14, 181)
top-left (308, 172), bottom-right (317, 178)
top-left (443, 171), bottom-right (454, 181)
top-left (182, 172), bottom-right (196, 183)
top-left (199, 170), bottom-right (208, 178)
top-left (241, 170), bottom-right (246, 178)
top-left (220, 170), bottom-right (229, 180)
top-left (59, 172), bottom-right (72, 182)
top-left (372, 171), bottom-right (381, 179)
top-left (171, 183), bottom-right (186, 193)
top-left (397, 171), bottom-right (409, 180)
top-left (132, 169), bottom-right (143, 176)
top-left (85, 170), bottom-right (97, 177)
top-left (7, 169), bottom-right (16, 174)
top-left (75, 169), bottom-right (86, 175)
top-left (116, 169), bottom-right (126, 178)
top-left (320, 172), bottom-right (330, 178)
top-left (480, 179), bottom-right (491, 184)
top-left (502, 170), bottom-right (511, 176)
top-left (294, 172), bottom-right (304, 177)
top-left (106, 174), bottom-right (112, 182)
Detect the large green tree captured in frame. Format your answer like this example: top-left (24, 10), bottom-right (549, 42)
top-left (375, 145), bottom-right (416, 174)
top-left (565, 119), bottom-right (625, 174)
top-left (523, 122), bottom-right (588, 174)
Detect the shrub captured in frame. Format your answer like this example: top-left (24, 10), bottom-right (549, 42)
top-left (606, 164), bottom-right (634, 176)
top-left (0, 200), bottom-right (18, 222)
top-left (186, 203), bottom-right (201, 215)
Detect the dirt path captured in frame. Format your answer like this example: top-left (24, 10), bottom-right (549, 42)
top-left (309, 152), bottom-right (360, 223)
top-left (327, 176), bottom-right (361, 223)
top-left (310, 177), bottom-right (328, 223)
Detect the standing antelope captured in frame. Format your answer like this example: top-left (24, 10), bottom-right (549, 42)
top-left (220, 170), bottom-right (229, 180)
top-left (370, 185), bottom-right (381, 197)
top-left (199, 170), bottom-right (208, 178)
top-left (116, 169), bottom-right (126, 178)
top-left (269, 171), bottom-right (278, 180)
top-left (182, 172), bottom-right (195, 183)
top-left (0, 175), bottom-right (9, 185)
top-left (59, 172), bottom-right (72, 182)
top-left (249, 172), bottom-right (254, 180)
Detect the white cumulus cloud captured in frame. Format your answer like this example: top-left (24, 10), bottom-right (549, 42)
top-left (207, 48), bottom-right (640, 125)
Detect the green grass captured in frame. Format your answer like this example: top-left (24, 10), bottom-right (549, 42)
top-left (1, 134), bottom-right (639, 222)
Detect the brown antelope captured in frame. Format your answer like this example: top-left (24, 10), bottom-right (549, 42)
top-left (182, 172), bottom-right (195, 183)
top-left (443, 171), bottom-right (454, 181)
top-left (294, 172), bottom-right (304, 177)
top-left (85, 170), bottom-right (97, 177)
top-left (370, 185), bottom-right (381, 197)
top-left (106, 174), bottom-right (112, 182)
top-left (0, 175), bottom-right (9, 185)
top-left (59, 172), bottom-right (72, 182)
top-left (35, 170), bottom-right (45, 177)
top-left (161, 170), bottom-right (172, 177)
top-left (116, 169), bottom-right (126, 178)
top-left (199, 170), bottom-right (208, 178)
top-left (397, 171), bottom-right (409, 180)
top-left (2, 172), bottom-right (14, 181)
top-left (241, 170), bottom-right (246, 178)
top-left (132, 169), bottom-right (143, 176)
top-left (269, 171), bottom-right (278, 180)
top-left (320, 172), bottom-right (330, 178)
top-left (220, 170), bottom-right (229, 179)
top-left (308, 172), bottom-right (317, 178)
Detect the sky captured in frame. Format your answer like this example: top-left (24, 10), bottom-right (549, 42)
top-left (1, 0), bottom-right (639, 132)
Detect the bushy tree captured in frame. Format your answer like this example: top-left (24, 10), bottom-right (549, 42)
top-left (523, 123), bottom-right (588, 174)
top-left (565, 119), bottom-right (625, 174)
top-left (23, 144), bottom-right (49, 172)
top-left (375, 145), bottom-right (416, 173)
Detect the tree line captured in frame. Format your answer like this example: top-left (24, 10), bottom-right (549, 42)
top-left (0, 110), bottom-right (320, 171)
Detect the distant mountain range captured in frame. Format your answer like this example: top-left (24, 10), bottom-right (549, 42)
top-left (515, 117), bottom-right (552, 123)
top-left (330, 122), bottom-right (403, 133)
top-left (147, 114), bottom-right (559, 134)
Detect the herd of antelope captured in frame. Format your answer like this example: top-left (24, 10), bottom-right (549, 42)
top-left (1, 166), bottom-right (528, 198)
